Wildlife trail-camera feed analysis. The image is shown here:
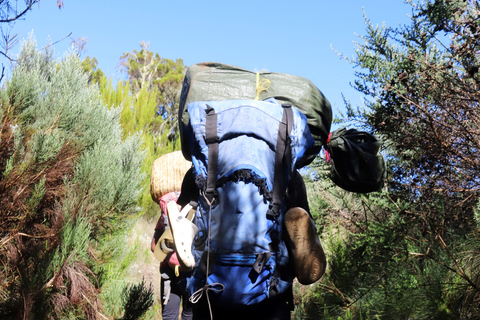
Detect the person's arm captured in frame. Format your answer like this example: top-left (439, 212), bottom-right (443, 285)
top-left (151, 214), bottom-right (165, 253)
top-left (286, 169), bottom-right (310, 213)
top-left (151, 229), bottom-right (162, 252)
top-left (177, 167), bottom-right (198, 207)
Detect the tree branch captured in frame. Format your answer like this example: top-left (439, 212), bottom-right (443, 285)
top-left (0, 0), bottom-right (39, 23)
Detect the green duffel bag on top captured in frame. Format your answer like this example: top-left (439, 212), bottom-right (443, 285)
top-left (178, 62), bottom-right (332, 167)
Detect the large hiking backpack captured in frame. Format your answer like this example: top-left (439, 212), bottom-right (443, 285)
top-left (182, 98), bottom-right (316, 308)
top-left (178, 62), bottom-right (332, 167)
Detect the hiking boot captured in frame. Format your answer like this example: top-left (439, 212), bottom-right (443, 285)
top-left (166, 202), bottom-right (198, 270)
top-left (284, 207), bottom-right (326, 285)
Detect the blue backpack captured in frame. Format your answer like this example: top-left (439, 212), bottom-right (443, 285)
top-left (182, 98), bottom-right (316, 308)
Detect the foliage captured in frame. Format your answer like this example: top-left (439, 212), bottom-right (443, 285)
top-left (0, 1), bottom-right (64, 81)
top-left (343, 0), bottom-right (480, 221)
top-left (80, 43), bottom-right (188, 319)
top-left (82, 56), bottom-right (105, 85)
top-left (296, 1), bottom-right (480, 319)
top-left (117, 279), bottom-right (154, 320)
top-left (298, 184), bottom-right (472, 319)
top-left (119, 41), bottom-right (186, 144)
top-left (304, 159), bottom-right (337, 234)
top-left (92, 76), bottom-right (178, 219)
top-left (0, 35), bottom-right (148, 319)
top-left (84, 46), bottom-right (186, 219)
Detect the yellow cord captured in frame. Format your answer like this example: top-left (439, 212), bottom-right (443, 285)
top-left (255, 72), bottom-right (271, 100)
top-left (175, 265), bottom-right (180, 277)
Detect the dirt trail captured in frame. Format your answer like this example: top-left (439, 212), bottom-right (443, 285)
top-left (126, 215), bottom-right (163, 318)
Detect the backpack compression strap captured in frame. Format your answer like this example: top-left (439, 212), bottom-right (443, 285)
top-left (267, 104), bottom-right (293, 220)
top-left (204, 105), bottom-right (219, 203)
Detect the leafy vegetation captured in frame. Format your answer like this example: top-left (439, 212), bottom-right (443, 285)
top-left (0, 36), bottom-right (152, 320)
top-left (2, 1), bottom-right (480, 320)
top-left (83, 43), bottom-right (186, 218)
top-left (296, 1), bottom-right (480, 319)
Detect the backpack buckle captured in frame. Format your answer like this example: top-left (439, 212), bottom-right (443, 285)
top-left (253, 252), bottom-right (272, 274)
top-left (205, 135), bottom-right (219, 145)
top-left (266, 204), bottom-right (281, 220)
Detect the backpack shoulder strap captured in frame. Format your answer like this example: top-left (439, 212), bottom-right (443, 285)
top-left (203, 102), bottom-right (294, 212)
top-left (267, 104), bottom-right (293, 219)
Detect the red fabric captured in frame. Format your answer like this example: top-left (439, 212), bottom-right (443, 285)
top-left (167, 252), bottom-right (180, 268)
top-left (154, 191), bottom-right (182, 268)
top-left (154, 217), bottom-right (165, 232)
top-left (154, 191), bottom-right (180, 232)
top-left (325, 132), bottom-right (332, 162)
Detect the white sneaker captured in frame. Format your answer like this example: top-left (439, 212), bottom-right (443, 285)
top-left (166, 203), bottom-right (198, 270)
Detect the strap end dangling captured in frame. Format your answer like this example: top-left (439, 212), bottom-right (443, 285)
top-left (325, 132), bottom-right (332, 162)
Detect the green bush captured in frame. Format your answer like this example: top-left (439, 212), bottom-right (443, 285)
top-left (297, 184), bottom-right (480, 319)
top-left (0, 35), bottom-right (150, 320)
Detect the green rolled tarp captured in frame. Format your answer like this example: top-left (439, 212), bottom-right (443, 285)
top-left (178, 62), bottom-right (332, 166)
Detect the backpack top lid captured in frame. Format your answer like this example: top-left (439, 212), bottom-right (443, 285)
top-left (184, 98), bottom-right (315, 191)
top-left (178, 62), bottom-right (332, 165)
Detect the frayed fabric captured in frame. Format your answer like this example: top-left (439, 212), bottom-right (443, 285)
top-left (195, 169), bottom-right (272, 203)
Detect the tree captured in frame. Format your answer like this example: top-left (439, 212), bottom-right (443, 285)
top-left (90, 45), bottom-right (187, 219)
top-left (93, 75), bottom-right (174, 218)
top-left (0, 1), bottom-right (64, 81)
top-left (334, 0), bottom-right (480, 241)
top-left (310, 1), bottom-right (480, 318)
top-left (346, 0), bottom-right (480, 209)
top-left (119, 41), bottom-right (186, 143)
top-left (0, 35), bottom-right (150, 320)
top-left (82, 56), bottom-right (105, 84)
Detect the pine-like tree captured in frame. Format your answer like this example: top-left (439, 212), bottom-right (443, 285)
top-left (119, 41), bottom-right (186, 144)
top-left (304, 1), bottom-right (480, 319)
top-left (0, 35), bottom-right (150, 320)
top-left (85, 47), bottom-right (186, 219)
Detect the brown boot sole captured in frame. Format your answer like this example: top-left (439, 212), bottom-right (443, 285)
top-left (285, 207), bottom-right (326, 285)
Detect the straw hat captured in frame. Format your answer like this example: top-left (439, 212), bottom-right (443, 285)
top-left (150, 151), bottom-right (192, 204)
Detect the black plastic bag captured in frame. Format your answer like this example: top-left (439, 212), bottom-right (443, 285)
top-left (326, 128), bottom-right (386, 193)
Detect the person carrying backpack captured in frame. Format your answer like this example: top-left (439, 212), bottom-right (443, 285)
top-left (150, 152), bottom-right (194, 320)
top-left (167, 62), bottom-right (384, 320)
top-left (151, 191), bottom-right (193, 320)
top-left (171, 171), bottom-right (326, 320)
top-left (170, 98), bottom-right (328, 320)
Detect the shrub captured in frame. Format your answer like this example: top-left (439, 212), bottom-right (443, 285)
top-left (0, 35), bottom-right (148, 320)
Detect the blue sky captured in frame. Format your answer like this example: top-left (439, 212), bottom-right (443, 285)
top-left (7, 0), bottom-right (412, 118)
